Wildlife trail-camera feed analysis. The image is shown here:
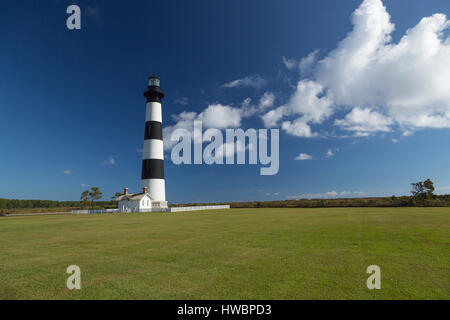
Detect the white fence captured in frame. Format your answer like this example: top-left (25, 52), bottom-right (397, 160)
top-left (72, 209), bottom-right (119, 214)
top-left (170, 205), bottom-right (230, 212)
top-left (72, 205), bottom-right (230, 214)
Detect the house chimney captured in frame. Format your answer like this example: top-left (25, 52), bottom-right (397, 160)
top-left (143, 186), bottom-right (148, 194)
top-left (124, 188), bottom-right (128, 195)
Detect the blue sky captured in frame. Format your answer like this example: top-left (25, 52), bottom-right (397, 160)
top-left (1, 0), bottom-right (449, 202)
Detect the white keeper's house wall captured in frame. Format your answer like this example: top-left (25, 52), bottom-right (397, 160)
top-left (116, 187), bottom-right (153, 212)
top-left (118, 195), bottom-right (152, 212)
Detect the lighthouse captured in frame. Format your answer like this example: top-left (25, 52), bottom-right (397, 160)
top-left (141, 75), bottom-right (167, 208)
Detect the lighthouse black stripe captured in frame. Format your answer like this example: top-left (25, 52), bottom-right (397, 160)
top-left (141, 159), bottom-right (164, 179)
top-left (144, 121), bottom-right (163, 140)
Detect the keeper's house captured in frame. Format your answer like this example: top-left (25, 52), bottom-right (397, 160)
top-left (116, 187), bottom-right (153, 212)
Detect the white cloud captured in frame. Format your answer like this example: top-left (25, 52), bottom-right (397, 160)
top-left (165, 92), bottom-right (277, 151)
top-left (262, 80), bottom-right (332, 136)
top-left (200, 104), bottom-right (241, 128)
top-left (282, 56), bottom-right (298, 70)
top-left (299, 50), bottom-right (319, 75)
top-left (81, 184), bottom-right (89, 188)
top-left (262, 106), bottom-right (286, 128)
top-left (62, 169), bottom-right (72, 175)
top-left (222, 75), bottom-right (267, 89)
top-left (240, 98), bottom-right (256, 117)
top-left (163, 112), bottom-right (200, 151)
top-left (282, 118), bottom-right (317, 138)
top-left (326, 149), bottom-right (334, 158)
top-left (174, 97), bottom-right (189, 105)
top-left (171, 111), bottom-right (197, 122)
top-left (295, 153), bottom-right (313, 160)
top-left (289, 190), bottom-right (366, 199)
top-left (326, 147), bottom-right (340, 157)
top-left (215, 140), bottom-right (246, 159)
top-left (285, 80), bottom-right (334, 123)
top-left (334, 107), bottom-right (393, 134)
top-left (102, 157), bottom-right (116, 165)
top-left (264, 0), bottom-right (450, 137)
top-left (163, 105), bottom-right (243, 151)
top-left (258, 92), bottom-right (275, 110)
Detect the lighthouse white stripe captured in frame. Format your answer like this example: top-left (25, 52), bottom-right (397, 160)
top-left (146, 102), bottom-right (162, 122)
top-left (142, 178), bottom-right (166, 201)
top-left (143, 139), bottom-right (164, 160)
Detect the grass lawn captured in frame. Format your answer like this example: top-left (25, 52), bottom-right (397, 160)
top-left (0, 207), bottom-right (448, 299)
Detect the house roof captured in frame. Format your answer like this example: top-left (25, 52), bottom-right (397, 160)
top-left (115, 192), bottom-right (154, 201)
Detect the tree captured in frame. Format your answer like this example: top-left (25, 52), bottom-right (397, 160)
top-left (423, 179), bottom-right (435, 199)
top-left (112, 192), bottom-right (123, 200)
top-left (89, 187), bottom-right (103, 209)
top-left (411, 181), bottom-right (425, 199)
top-left (411, 179), bottom-right (436, 201)
top-left (80, 190), bottom-right (90, 208)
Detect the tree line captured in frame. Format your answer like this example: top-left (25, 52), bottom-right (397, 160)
top-left (0, 187), bottom-right (112, 211)
top-left (175, 179), bottom-right (450, 208)
top-left (0, 198), bottom-right (114, 210)
top-left (0, 186), bottom-right (120, 213)
top-left (1, 179), bottom-right (448, 212)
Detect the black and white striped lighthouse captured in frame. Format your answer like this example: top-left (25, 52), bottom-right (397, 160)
top-left (142, 75), bottom-right (167, 206)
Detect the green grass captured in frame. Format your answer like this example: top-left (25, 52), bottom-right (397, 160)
top-left (0, 207), bottom-right (449, 299)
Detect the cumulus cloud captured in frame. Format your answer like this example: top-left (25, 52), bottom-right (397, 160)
top-left (102, 157), bottom-right (116, 165)
top-left (282, 117), bottom-right (317, 138)
top-left (258, 92), bottom-right (275, 110)
top-left (282, 56), bottom-right (298, 70)
top-left (326, 149), bottom-right (335, 158)
top-left (163, 105), bottom-right (243, 151)
top-left (174, 97), bottom-right (189, 105)
top-left (289, 190), bottom-right (366, 199)
top-left (222, 75), bottom-right (267, 89)
top-left (62, 169), bottom-right (72, 175)
top-left (262, 80), bottom-right (333, 136)
top-left (239, 92), bottom-right (275, 118)
top-left (163, 111), bottom-right (200, 151)
top-left (215, 140), bottom-right (247, 159)
top-left (262, 106), bottom-right (286, 128)
top-left (264, 0), bottom-right (450, 137)
top-left (164, 90), bottom-right (278, 151)
top-left (295, 153), bottom-right (313, 160)
top-left (334, 107), bottom-right (393, 135)
top-left (299, 50), bottom-right (319, 75)
top-left (201, 104), bottom-right (242, 128)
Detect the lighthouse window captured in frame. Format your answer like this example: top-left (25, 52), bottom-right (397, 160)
top-left (149, 78), bottom-right (160, 87)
